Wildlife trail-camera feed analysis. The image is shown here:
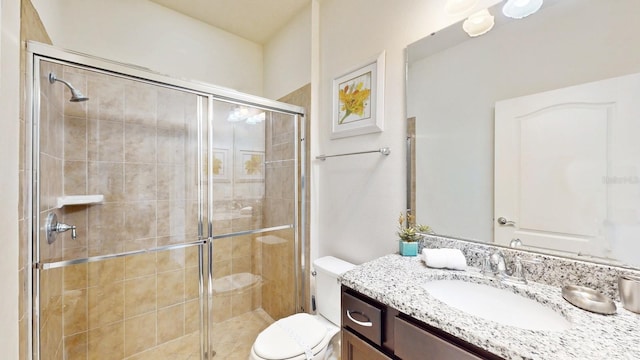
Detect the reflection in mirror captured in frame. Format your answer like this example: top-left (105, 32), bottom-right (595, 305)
top-left (407, 0), bottom-right (640, 269)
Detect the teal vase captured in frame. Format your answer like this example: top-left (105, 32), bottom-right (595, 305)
top-left (399, 241), bottom-right (418, 256)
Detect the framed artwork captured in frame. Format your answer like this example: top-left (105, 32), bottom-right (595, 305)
top-left (331, 51), bottom-right (385, 139)
top-left (210, 148), bottom-right (230, 182)
top-left (235, 150), bottom-right (265, 182)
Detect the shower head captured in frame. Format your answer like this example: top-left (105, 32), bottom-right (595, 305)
top-left (48, 72), bottom-right (89, 102)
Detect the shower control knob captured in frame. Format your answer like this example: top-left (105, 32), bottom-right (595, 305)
top-left (45, 213), bottom-right (77, 244)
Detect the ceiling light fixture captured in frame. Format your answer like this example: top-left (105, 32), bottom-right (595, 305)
top-left (502, 0), bottom-right (543, 19)
top-left (462, 9), bottom-right (495, 37)
top-left (444, 0), bottom-right (479, 16)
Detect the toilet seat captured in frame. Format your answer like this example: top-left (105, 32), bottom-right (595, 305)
top-left (252, 313), bottom-right (330, 360)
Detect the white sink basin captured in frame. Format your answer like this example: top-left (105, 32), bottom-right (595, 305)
top-left (422, 280), bottom-right (571, 332)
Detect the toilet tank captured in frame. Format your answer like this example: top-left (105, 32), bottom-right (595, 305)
top-left (313, 256), bottom-right (356, 326)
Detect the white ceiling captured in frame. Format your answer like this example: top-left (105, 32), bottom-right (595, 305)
top-left (148, 0), bottom-right (310, 44)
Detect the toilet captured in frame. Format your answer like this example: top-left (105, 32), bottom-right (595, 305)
top-left (250, 256), bottom-right (356, 360)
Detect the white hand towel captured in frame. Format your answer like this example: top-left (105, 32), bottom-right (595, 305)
top-left (422, 248), bottom-right (467, 270)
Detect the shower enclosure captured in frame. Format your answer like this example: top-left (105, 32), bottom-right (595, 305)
top-left (25, 42), bottom-right (307, 360)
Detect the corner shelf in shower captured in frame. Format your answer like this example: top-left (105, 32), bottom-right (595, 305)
top-left (56, 194), bottom-right (105, 208)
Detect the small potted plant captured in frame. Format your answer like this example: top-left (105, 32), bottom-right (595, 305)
top-left (397, 213), bottom-right (420, 256)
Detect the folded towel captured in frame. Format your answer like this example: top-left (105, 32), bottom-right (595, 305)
top-left (422, 248), bottom-right (467, 270)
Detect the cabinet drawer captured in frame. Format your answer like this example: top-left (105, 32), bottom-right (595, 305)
top-left (342, 291), bottom-right (383, 346)
top-left (394, 317), bottom-right (483, 360)
top-left (342, 329), bottom-right (391, 360)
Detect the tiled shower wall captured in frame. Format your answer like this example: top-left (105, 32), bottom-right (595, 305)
top-left (36, 62), bottom-right (202, 359)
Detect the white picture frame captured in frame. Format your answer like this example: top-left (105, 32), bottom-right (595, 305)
top-left (331, 51), bottom-right (385, 139)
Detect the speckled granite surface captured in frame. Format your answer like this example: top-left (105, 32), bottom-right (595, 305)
top-left (420, 235), bottom-right (640, 301)
top-left (340, 254), bottom-right (640, 360)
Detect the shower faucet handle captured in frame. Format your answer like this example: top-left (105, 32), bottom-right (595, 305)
top-left (45, 213), bottom-right (77, 244)
top-left (56, 222), bottom-right (77, 239)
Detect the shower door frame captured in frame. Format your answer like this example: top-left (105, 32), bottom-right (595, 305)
top-left (25, 41), bottom-right (307, 360)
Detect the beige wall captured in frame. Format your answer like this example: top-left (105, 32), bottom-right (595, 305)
top-left (30, 0), bottom-right (264, 96)
top-left (313, 0), bottom-right (500, 265)
top-left (0, 0), bottom-right (22, 358)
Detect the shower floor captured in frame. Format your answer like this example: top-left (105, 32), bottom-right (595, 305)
top-left (124, 309), bottom-right (274, 360)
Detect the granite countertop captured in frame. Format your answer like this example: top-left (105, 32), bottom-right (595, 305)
top-left (340, 254), bottom-right (640, 360)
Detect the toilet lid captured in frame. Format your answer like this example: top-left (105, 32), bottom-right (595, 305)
top-left (254, 313), bottom-right (327, 359)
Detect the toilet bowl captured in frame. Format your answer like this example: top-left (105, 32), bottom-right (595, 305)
top-left (250, 313), bottom-right (339, 360)
top-left (250, 256), bottom-right (355, 360)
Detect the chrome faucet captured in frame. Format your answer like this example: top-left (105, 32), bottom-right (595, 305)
top-left (489, 249), bottom-right (508, 278)
top-left (481, 244), bottom-right (531, 285)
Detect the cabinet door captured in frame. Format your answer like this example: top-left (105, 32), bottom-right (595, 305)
top-left (342, 329), bottom-right (391, 360)
top-left (394, 317), bottom-right (483, 360)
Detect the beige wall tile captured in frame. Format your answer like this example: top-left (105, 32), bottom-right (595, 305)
top-left (157, 127), bottom-right (186, 164)
top-left (158, 304), bottom-right (184, 343)
top-left (212, 294), bottom-right (231, 323)
top-left (157, 89), bottom-right (186, 128)
top-left (124, 201), bottom-right (156, 240)
top-left (231, 256), bottom-right (251, 275)
top-left (64, 331), bottom-right (87, 360)
top-left (87, 76), bottom-right (125, 123)
top-left (184, 299), bottom-right (200, 334)
top-left (124, 84), bottom-right (157, 126)
top-left (64, 116), bottom-right (87, 161)
top-left (124, 123), bottom-right (156, 163)
top-left (88, 321), bottom-right (124, 360)
top-left (157, 165), bottom-right (186, 202)
top-left (88, 120), bottom-right (124, 162)
top-left (64, 263), bottom-right (87, 291)
top-left (124, 275), bottom-right (156, 317)
top-left (185, 266), bottom-right (200, 301)
top-left (231, 292), bottom-right (251, 317)
top-left (157, 270), bottom-right (184, 308)
top-left (157, 248), bottom-right (185, 272)
top-left (88, 204), bottom-right (126, 256)
top-left (88, 282), bottom-right (124, 330)
top-left (185, 246), bottom-right (199, 265)
top-left (125, 253), bottom-right (156, 279)
top-left (124, 164), bottom-right (157, 202)
top-left (87, 162), bottom-right (125, 203)
top-left (124, 312), bottom-right (156, 357)
top-left (88, 258), bottom-right (124, 287)
top-left (213, 238), bottom-right (231, 263)
top-left (231, 235), bottom-right (251, 258)
top-left (63, 289), bottom-right (87, 335)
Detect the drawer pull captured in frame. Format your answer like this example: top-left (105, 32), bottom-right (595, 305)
top-left (346, 310), bottom-right (373, 327)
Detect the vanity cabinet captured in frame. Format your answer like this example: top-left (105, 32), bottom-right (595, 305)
top-left (342, 329), bottom-right (390, 360)
top-left (341, 286), bottom-right (503, 360)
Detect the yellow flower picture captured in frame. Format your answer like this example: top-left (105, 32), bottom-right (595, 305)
top-left (236, 150), bottom-right (265, 181)
top-left (331, 51), bottom-right (384, 139)
top-left (338, 72), bottom-right (372, 124)
top-left (244, 154), bottom-right (263, 175)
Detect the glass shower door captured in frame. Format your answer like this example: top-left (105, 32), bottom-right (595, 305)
top-left (206, 99), bottom-right (301, 357)
top-left (33, 59), bottom-right (208, 360)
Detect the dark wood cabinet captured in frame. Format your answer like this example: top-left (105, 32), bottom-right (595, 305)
top-left (341, 285), bottom-right (504, 360)
top-left (342, 328), bottom-right (391, 360)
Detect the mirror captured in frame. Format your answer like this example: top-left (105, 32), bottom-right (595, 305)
top-left (407, 0), bottom-right (640, 269)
